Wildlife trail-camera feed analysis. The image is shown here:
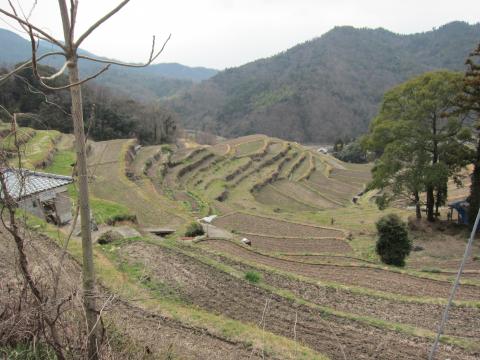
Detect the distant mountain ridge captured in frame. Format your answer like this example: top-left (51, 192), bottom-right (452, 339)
top-left (165, 21), bottom-right (480, 142)
top-left (0, 28), bottom-right (218, 99)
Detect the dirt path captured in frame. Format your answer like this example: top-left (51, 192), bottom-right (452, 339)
top-left (201, 239), bottom-right (480, 301)
top-left (119, 241), bottom-right (477, 360)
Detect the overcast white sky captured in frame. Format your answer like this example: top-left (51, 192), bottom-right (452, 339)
top-left (0, 0), bottom-right (479, 69)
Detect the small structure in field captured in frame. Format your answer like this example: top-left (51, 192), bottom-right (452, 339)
top-left (200, 214), bottom-right (217, 223)
top-left (143, 227), bottom-right (176, 237)
top-left (448, 200), bottom-right (469, 225)
top-left (0, 168), bottom-right (74, 225)
top-left (241, 237), bottom-right (251, 246)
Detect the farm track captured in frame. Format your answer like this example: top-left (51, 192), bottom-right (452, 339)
top-left (191, 242), bottom-right (480, 339)
top-left (119, 241), bottom-right (477, 360)
top-left (201, 239), bottom-right (480, 300)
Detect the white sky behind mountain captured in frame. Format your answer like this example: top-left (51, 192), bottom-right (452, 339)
top-left (0, 0), bottom-right (478, 69)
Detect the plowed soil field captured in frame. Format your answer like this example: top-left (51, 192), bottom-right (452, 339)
top-left (213, 213), bottom-right (344, 238)
top-left (118, 241), bottom-right (478, 360)
top-left (194, 243), bottom-right (480, 339)
top-left (201, 239), bottom-right (480, 300)
top-left (236, 233), bottom-right (352, 254)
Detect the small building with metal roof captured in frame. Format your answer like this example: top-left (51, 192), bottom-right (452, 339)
top-left (0, 168), bottom-right (74, 225)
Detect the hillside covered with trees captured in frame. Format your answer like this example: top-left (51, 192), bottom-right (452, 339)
top-left (0, 64), bottom-right (178, 144)
top-left (166, 21), bottom-right (480, 142)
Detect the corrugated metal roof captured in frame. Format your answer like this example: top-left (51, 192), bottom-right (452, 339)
top-left (0, 168), bottom-right (73, 201)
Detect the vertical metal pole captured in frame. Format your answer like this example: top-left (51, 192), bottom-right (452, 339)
top-left (428, 207), bottom-right (480, 359)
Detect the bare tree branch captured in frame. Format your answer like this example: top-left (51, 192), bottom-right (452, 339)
top-left (14, 74), bottom-right (72, 117)
top-left (0, 7), bottom-right (66, 50)
top-left (69, 0), bottom-right (78, 41)
top-left (26, 0), bottom-right (38, 20)
top-left (8, 0), bottom-right (31, 37)
top-left (40, 61), bottom-right (69, 80)
top-left (77, 34), bottom-right (172, 68)
top-left (26, 25), bottom-right (110, 90)
top-left (57, 0), bottom-right (72, 48)
top-left (75, 0), bottom-right (130, 48)
top-left (0, 52), bottom-right (65, 85)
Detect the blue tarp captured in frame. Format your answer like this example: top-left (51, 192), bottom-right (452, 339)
top-left (449, 200), bottom-right (469, 225)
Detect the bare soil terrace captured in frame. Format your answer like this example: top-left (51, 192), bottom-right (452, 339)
top-left (213, 213), bottom-right (344, 238)
top-left (0, 226), bottom-right (261, 360)
top-left (117, 240), bottom-right (478, 360)
top-left (192, 242), bottom-right (480, 339)
top-left (236, 233), bottom-right (352, 254)
top-left (201, 239), bottom-right (480, 300)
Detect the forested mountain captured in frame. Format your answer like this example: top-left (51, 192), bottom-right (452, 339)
top-left (165, 21), bottom-right (480, 142)
top-left (0, 28), bottom-right (218, 101)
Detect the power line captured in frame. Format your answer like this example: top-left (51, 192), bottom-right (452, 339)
top-left (428, 206), bottom-right (480, 359)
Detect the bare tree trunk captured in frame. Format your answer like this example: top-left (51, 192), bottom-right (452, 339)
top-left (426, 187), bottom-right (435, 222)
top-left (67, 59), bottom-right (98, 360)
top-left (1, 2), bottom-right (170, 357)
top-left (428, 114), bottom-right (438, 222)
top-left (414, 191), bottom-right (422, 219)
top-left (469, 138), bottom-right (480, 227)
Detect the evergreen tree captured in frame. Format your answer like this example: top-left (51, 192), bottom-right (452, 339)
top-left (457, 44), bottom-right (480, 225)
top-left (375, 214), bottom-right (412, 266)
top-left (364, 71), bottom-right (474, 221)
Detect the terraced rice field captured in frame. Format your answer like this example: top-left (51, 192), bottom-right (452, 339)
top-left (12, 130), bottom-right (480, 359)
top-left (234, 139), bottom-right (265, 157)
top-left (201, 239), bottom-right (480, 300)
top-left (234, 233), bottom-right (352, 254)
top-left (254, 184), bottom-right (317, 211)
top-left (192, 244), bottom-right (480, 339)
top-left (131, 145), bottom-right (162, 177)
top-left (87, 139), bottom-right (185, 227)
top-left (213, 212), bottom-right (344, 238)
top-left (5, 127), bottom-right (61, 169)
top-left (271, 180), bottom-right (340, 209)
top-left (114, 240), bottom-right (479, 360)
